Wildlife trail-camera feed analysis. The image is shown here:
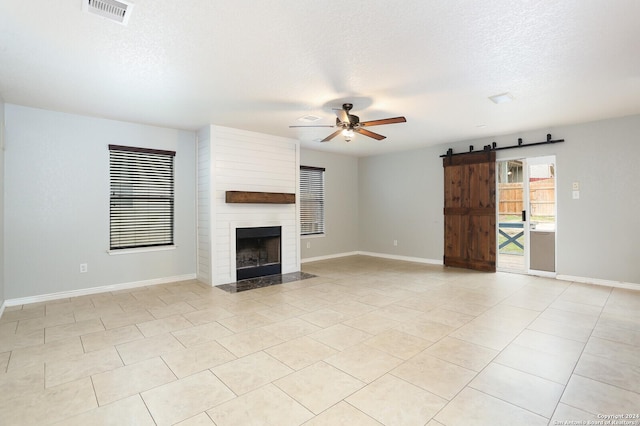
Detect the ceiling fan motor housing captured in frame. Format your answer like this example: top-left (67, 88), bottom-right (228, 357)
top-left (337, 114), bottom-right (359, 128)
top-left (289, 101), bottom-right (405, 142)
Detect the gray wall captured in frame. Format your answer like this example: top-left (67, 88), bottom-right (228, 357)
top-left (358, 114), bottom-right (640, 284)
top-left (300, 149), bottom-right (359, 260)
top-left (4, 105), bottom-right (197, 300)
top-left (358, 147), bottom-right (443, 260)
top-left (2, 105), bottom-right (637, 302)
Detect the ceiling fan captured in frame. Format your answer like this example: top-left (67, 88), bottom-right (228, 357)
top-left (290, 103), bottom-right (406, 142)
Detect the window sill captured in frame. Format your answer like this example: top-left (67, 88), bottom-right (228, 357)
top-left (107, 245), bottom-right (177, 256)
top-left (301, 234), bottom-right (325, 239)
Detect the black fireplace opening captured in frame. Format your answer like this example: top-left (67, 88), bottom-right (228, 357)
top-left (236, 226), bottom-right (282, 281)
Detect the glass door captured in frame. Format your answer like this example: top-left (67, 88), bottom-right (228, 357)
top-left (497, 156), bottom-right (557, 274)
top-left (497, 160), bottom-right (527, 272)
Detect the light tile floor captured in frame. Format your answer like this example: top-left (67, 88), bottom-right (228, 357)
top-left (1, 255), bottom-right (640, 425)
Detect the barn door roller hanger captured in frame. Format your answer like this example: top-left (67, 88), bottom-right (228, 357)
top-left (440, 134), bottom-right (564, 158)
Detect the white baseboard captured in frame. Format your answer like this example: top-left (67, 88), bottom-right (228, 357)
top-left (302, 253), bottom-right (640, 291)
top-left (301, 251), bottom-right (360, 263)
top-left (0, 301), bottom-right (5, 319)
top-left (7, 265), bottom-right (634, 310)
top-left (5, 274), bottom-right (198, 307)
top-left (556, 274), bottom-right (640, 291)
top-left (528, 269), bottom-right (557, 279)
top-left (302, 251), bottom-right (443, 266)
top-left (358, 251), bottom-right (444, 266)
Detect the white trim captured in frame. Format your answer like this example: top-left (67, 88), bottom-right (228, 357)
top-left (304, 252), bottom-right (640, 291)
top-left (0, 301), bottom-right (5, 319)
top-left (301, 233), bottom-right (326, 239)
top-left (301, 251), bottom-right (359, 263)
top-left (358, 251), bottom-right (444, 265)
top-left (497, 267), bottom-right (527, 275)
top-left (107, 245), bottom-right (177, 256)
top-left (4, 273), bottom-right (197, 307)
top-left (528, 269), bottom-right (557, 279)
top-left (556, 274), bottom-right (640, 291)
top-left (302, 251), bottom-right (443, 266)
top-left (294, 143), bottom-right (301, 272)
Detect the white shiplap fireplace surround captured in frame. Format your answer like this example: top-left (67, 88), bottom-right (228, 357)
top-left (196, 125), bottom-right (301, 286)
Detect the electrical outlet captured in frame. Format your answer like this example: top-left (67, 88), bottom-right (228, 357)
top-left (393, 240), bottom-right (398, 246)
top-left (572, 181), bottom-right (580, 190)
top-left (306, 241), bottom-right (311, 249)
top-left (80, 263), bottom-right (88, 273)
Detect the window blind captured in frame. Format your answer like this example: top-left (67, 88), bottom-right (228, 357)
top-left (300, 166), bottom-right (325, 235)
top-left (109, 144), bottom-right (176, 250)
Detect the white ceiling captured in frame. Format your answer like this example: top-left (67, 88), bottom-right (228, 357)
top-left (1, 1), bottom-right (639, 156)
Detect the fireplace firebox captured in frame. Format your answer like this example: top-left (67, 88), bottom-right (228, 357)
top-left (236, 226), bottom-right (282, 281)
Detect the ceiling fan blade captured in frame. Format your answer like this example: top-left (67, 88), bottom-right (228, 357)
top-left (356, 128), bottom-right (386, 140)
top-left (289, 125), bottom-right (335, 128)
top-left (360, 116), bottom-right (406, 127)
top-left (333, 108), bottom-right (350, 124)
top-left (321, 129), bottom-right (343, 142)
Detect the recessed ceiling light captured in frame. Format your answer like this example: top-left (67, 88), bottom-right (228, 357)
top-left (297, 115), bottom-right (322, 123)
top-left (489, 92), bottom-right (514, 104)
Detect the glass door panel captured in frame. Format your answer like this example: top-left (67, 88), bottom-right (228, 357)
top-left (497, 160), bottom-right (526, 272)
top-left (528, 157), bottom-right (556, 273)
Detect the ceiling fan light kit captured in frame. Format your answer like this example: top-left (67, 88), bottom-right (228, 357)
top-left (289, 103), bottom-right (407, 143)
top-left (341, 128), bottom-right (355, 142)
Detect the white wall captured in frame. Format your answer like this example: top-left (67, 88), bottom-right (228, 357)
top-left (4, 105), bottom-right (197, 300)
top-left (358, 114), bottom-right (640, 285)
top-left (198, 125), bottom-right (300, 285)
top-left (196, 126), bottom-right (213, 284)
top-left (300, 149), bottom-right (359, 260)
top-left (0, 98), bottom-right (5, 309)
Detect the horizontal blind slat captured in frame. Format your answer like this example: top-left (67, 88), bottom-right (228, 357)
top-left (110, 147), bottom-right (175, 249)
top-left (300, 166), bottom-right (325, 235)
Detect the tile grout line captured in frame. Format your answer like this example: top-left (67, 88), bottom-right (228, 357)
top-left (2, 258), bottom-right (638, 425)
top-left (545, 282), bottom-right (612, 421)
top-left (427, 277), bottom-right (572, 423)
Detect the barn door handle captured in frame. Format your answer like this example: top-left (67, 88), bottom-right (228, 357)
top-left (522, 210), bottom-right (527, 222)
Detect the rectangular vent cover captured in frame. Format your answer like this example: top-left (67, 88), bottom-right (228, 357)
top-left (298, 115), bottom-right (322, 123)
top-left (84, 0), bottom-right (134, 25)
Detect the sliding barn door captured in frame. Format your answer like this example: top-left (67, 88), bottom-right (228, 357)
top-left (443, 151), bottom-right (496, 272)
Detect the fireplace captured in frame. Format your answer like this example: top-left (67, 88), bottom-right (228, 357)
top-left (236, 226), bottom-right (282, 281)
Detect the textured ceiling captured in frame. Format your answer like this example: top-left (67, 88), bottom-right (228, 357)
top-left (1, 0), bottom-right (639, 156)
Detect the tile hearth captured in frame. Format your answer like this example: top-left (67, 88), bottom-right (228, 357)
top-left (216, 271), bottom-right (316, 293)
top-left (0, 255), bottom-right (639, 425)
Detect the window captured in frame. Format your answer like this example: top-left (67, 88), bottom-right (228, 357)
top-left (300, 165), bottom-right (325, 235)
top-left (109, 144), bottom-right (175, 250)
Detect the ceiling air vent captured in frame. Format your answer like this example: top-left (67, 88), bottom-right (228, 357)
top-left (297, 115), bottom-right (322, 123)
top-left (83, 0), bottom-right (134, 25)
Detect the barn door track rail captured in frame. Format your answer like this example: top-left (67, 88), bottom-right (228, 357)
top-left (440, 134), bottom-right (564, 158)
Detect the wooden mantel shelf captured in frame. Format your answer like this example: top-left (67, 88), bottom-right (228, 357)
top-left (225, 191), bottom-right (295, 204)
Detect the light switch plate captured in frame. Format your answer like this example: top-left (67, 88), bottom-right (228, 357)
top-left (572, 181), bottom-right (580, 190)
top-left (572, 190), bottom-right (580, 199)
